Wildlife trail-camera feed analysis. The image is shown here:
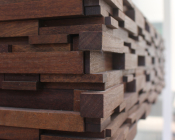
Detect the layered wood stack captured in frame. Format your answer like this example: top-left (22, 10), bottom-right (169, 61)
top-left (0, 0), bottom-right (165, 140)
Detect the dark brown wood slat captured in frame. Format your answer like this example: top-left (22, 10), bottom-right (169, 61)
top-left (0, 126), bottom-right (39, 140)
top-left (0, 107), bottom-right (84, 132)
top-left (0, 89), bottom-right (74, 111)
top-left (113, 8), bottom-right (125, 21)
top-left (12, 44), bottom-right (71, 52)
top-left (120, 15), bottom-right (138, 35)
top-left (4, 74), bottom-right (39, 81)
top-left (79, 31), bottom-right (124, 52)
top-left (0, 20), bottom-right (38, 37)
top-left (0, 52), bottom-right (84, 74)
top-left (127, 103), bottom-right (146, 123)
top-left (39, 24), bottom-right (104, 35)
top-left (105, 16), bottom-right (119, 29)
top-left (80, 84), bottom-right (124, 118)
top-left (2, 81), bottom-right (39, 90)
top-left (0, 37), bottom-right (28, 45)
top-left (85, 117), bottom-right (111, 132)
top-left (113, 53), bottom-right (137, 70)
top-left (40, 74), bottom-right (104, 83)
top-left (41, 130), bottom-right (106, 139)
top-left (40, 17), bottom-right (105, 27)
top-left (29, 34), bottom-right (69, 44)
top-left (85, 51), bottom-right (113, 74)
top-left (0, 0), bottom-right (84, 21)
top-left (42, 82), bottom-right (105, 91)
top-left (106, 112), bottom-right (127, 137)
top-left (0, 45), bottom-right (12, 52)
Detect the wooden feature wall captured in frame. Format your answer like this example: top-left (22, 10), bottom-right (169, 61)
top-left (0, 0), bottom-right (165, 140)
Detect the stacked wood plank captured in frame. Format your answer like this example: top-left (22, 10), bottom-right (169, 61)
top-left (0, 0), bottom-right (165, 140)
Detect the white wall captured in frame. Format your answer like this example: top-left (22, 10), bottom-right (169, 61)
top-left (132, 0), bottom-right (163, 22)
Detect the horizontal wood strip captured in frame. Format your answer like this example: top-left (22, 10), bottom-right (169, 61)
top-left (0, 52), bottom-right (84, 74)
top-left (4, 74), bottom-right (39, 81)
top-left (0, 107), bottom-right (84, 132)
top-left (0, 0), bottom-right (83, 21)
top-left (0, 89), bottom-right (73, 111)
top-left (29, 34), bottom-right (69, 44)
top-left (0, 126), bottom-right (39, 140)
top-left (2, 81), bottom-right (38, 90)
top-left (40, 74), bottom-right (104, 83)
top-left (81, 84), bottom-right (124, 118)
top-left (0, 20), bottom-right (38, 37)
top-left (39, 24), bottom-right (104, 35)
top-left (12, 44), bottom-right (71, 52)
top-left (79, 31), bottom-right (124, 52)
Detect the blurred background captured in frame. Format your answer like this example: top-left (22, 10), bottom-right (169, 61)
top-left (132, 0), bottom-right (175, 140)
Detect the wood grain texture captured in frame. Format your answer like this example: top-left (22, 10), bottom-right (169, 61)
top-left (80, 84), bottom-right (124, 118)
top-left (84, 0), bottom-right (123, 12)
top-left (0, 20), bottom-right (38, 37)
top-left (106, 112), bottom-right (127, 137)
top-left (0, 52), bottom-right (84, 74)
top-left (110, 124), bottom-right (129, 140)
top-left (116, 101), bottom-right (126, 112)
top-left (113, 53), bottom-right (137, 70)
top-left (127, 103), bottom-right (146, 123)
top-left (2, 81), bottom-right (38, 90)
top-left (0, 44), bottom-right (12, 52)
top-left (40, 17), bottom-right (105, 27)
top-left (79, 31), bottom-right (124, 53)
top-left (0, 0), bottom-right (84, 21)
top-left (4, 74), bottom-right (39, 81)
top-left (105, 16), bottom-right (119, 29)
top-left (40, 74), bottom-right (104, 83)
top-left (42, 82), bottom-right (105, 91)
top-left (0, 37), bottom-right (28, 45)
top-left (29, 34), bottom-right (69, 44)
top-left (85, 117), bottom-right (111, 132)
top-left (0, 126), bottom-right (39, 140)
top-left (113, 9), bottom-right (125, 21)
top-left (120, 15), bottom-right (138, 35)
top-left (74, 90), bottom-right (85, 112)
top-left (12, 44), bottom-right (71, 52)
top-left (85, 6), bottom-right (109, 17)
top-left (102, 70), bottom-right (123, 89)
top-left (0, 107), bottom-right (84, 132)
top-left (0, 89), bottom-right (74, 111)
top-left (105, 0), bottom-right (123, 11)
top-left (40, 71), bottom-right (122, 87)
top-left (113, 27), bottom-right (128, 42)
top-left (124, 92), bottom-right (138, 111)
top-left (39, 24), bottom-right (103, 35)
top-left (40, 129), bottom-right (106, 138)
top-left (85, 51), bottom-right (113, 74)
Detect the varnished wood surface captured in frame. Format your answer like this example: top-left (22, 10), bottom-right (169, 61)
top-left (0, 20), bottom-right (38, 37)
top-left (0, 0), bottom-right (165, 140)
top-left (0, 0), bottom-right (84, 21)
top-left (0, 52), bottom-right (84, 74)
top-left (81, 84), bottom-right (124, 118)
top-left (0, 107), bottom-right (84, 132)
